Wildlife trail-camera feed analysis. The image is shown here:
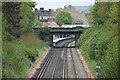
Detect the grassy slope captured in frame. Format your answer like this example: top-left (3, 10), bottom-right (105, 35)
top-left (2, 33), bottom-right (49, 78)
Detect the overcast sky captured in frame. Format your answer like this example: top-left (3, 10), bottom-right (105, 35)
top-left (32, 0), bottom-right (95, 10)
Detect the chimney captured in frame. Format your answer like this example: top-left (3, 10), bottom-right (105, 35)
top-left (53, 18), bottom-right (55, 22)
top-left (40, 7), bottom-right (44, 11)
top-left (49, 9), bottom-right (52, 12)
top-left (48, 18), bottom-right (52, 22)
top-left (35, 8), bottom-right (38, 13)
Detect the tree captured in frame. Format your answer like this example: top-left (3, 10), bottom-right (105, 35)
top-left (19, 2), bottom-right (36, 33)
top-left (34, 15), bottom-right (42, 27)
top-left (87, 2), bottom-right (119, 78)
top-left (91, 2), bottom-right (103, 27)
top-left (2, 2), bottom-right (36, 37)
top-left (55, 10), bottom-right (72, 26)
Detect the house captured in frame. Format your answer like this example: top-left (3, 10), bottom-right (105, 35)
top-left (35, 7), bottom-right (59, 28)
top-left (35, 7), bottom-right (55, 22)
top-left (43, 18), bottom-right (59, 28)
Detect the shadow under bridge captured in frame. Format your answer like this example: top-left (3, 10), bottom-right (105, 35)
top-left (49, 27), bottom-right (85, 47)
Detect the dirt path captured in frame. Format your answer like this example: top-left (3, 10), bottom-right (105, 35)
top-left (77, 49), bottom-right (95, 79)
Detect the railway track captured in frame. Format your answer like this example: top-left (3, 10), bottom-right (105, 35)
top-left (68, 42), bottom-right (78, 78)
top-left (35, 39), bottom-right (74, 80)
top-left (36, 48), bottom-right (55, 80)
top-left (51, 40), bottom-right (71, 80)
top-left (68, 41), bottom-right (88, 78)
top-left (33, 38), bottom-right (88, 80)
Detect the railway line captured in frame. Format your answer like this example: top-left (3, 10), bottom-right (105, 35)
top-left (33, 38), bottom-right (88, 79)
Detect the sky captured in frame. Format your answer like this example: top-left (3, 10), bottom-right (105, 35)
top-left (32, 0), bottom-right (95, 10)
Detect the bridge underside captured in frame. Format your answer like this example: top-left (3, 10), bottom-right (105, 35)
top-left (50, 31), bottom-right (83, 47)
top-left (33, 27), bottom-right (86, 47)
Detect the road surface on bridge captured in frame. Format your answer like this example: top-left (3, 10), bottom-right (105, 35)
top-left (33, 39), bottom-right (88, 79)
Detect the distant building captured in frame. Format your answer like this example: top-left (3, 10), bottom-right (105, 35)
top-left (35, 7), bottom-right (55, 22)
top-left (43, 18), bottom-right (59, 28)
top-left (34, 7), bottom-right (59, 28)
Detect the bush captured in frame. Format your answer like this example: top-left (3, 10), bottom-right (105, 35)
top-left (21, 27), bottom-right (33, 34)
top-left (77, 2), bottom-right (118, 78)
top-left (100, 36), bottom-right (118, 78)
top-left (2, 30), bottom-right (15, 41)
top-left (77, 27), bottom-right (118, 78)
top-left (2, 17), bottom-right (15, 41)
top-left (2, 33), bottom-right (49, 78)
top-left (2, 40), bottom-right (30, 78)
top-left (25, 48), bottom-right (38, 62)
top-left (39, 27), bottom-right (50, 42)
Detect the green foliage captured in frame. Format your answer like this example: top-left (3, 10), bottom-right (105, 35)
top-left (101, 36), bottom-right (118, 78)
top-left (19, 2), bottom-right (36, 34)
top-left (55, 10), bottom-right (72, 26)
top-left (2, 2), bottom-right (36, 36)
top-left (39, 27), bottom-right (50, 42)
top-left (104, 3), bottom-right (118, 29)
top-left (25, 48), bottom-right (38, 62)
top-left (97, 2), bottom-right (111, 21)
top-left (2, 2), bottom-right (22, 37)
top-left (78, 27), bottom-right (118, 78)
top-left (2, 15), bottom-right (15, 41)
top-left (34, 20), bottom-right (42, 27)
top-left (35, 22), bottom-right (42, 27)
top-left (21, 27), bottom-right (33, 34)
top-left (34, 15), bottom-right (43, 27)
top-left (2, 2), bottom-right (49, 78)
top-left (2, 2), bottom-right (21, 27)
top-left (91, 3), bottom-right (103, 27)
top-left (77, 2), bottom-right (118, 78)
top-left (2, 29), bottom-right (15, 41)
top-left (2, 40), bottom-right (30, 78)
top-left (2, 34), bottom-right (49, 78)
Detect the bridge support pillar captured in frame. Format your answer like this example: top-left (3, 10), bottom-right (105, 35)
top-left (75, 35), bottom-right (77, 47)
top-left (62, 35), bottom-right (64, 38)
top-left (75, 34), bottom-right (79, 47)
top-left (50, 34), bottom-right (53, 47)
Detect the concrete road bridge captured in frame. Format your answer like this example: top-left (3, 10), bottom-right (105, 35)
top-left (33, 26), bottom-right (90, 47)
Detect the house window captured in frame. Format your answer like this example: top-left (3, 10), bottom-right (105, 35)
top-left (43, 16), bottom-right (48, 20)
top-left (39, 16), bottom-right (42, 20)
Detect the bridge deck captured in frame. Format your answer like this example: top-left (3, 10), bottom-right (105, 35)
top-left (50, 27), bottom-right (84, 35)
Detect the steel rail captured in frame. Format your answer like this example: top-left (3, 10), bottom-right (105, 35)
top-left (51, 39), bottom-right (73, 80)
top-left (62, 47), bottom-right (65, 80)
top-left (69, 42), bottom-right (78, 79)
top-left (36, 50), bottom-right (55, 80)
top-left (62, 40), bottom-right (71, 80)
top-left (36, 39), bottom-right (74, 80)
top-left (51, 52), bottom-right (59, 80)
